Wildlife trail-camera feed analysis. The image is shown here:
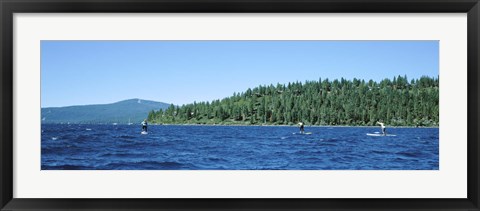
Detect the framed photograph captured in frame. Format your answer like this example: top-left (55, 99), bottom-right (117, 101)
top-left (1, 0), bottom-right (479, 210)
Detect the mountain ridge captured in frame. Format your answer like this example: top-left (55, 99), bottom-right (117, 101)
top-left (41, 98), bottom-right (170, 124)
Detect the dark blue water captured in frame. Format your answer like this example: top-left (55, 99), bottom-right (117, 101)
top-left (41, 124), bottom-right (439, 170)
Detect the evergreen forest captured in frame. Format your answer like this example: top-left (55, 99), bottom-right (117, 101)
top-left (147, 75), bottom-right (439, 127)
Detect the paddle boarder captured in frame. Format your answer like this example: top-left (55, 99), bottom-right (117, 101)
top-left (141, 119), bottom-right (148, 132)
top-left (298, 122), bottom-right (305, 134)
top-left (377, 121), bottom-right (386, 136)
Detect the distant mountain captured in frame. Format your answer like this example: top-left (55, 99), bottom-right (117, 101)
top-left (41, 99), bottom-right (170, 124)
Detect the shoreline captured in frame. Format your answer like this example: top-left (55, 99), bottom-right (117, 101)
top-left (155, 124), bottom-right (439, 128)
top-left (41, 123), bottom-right (438, 128)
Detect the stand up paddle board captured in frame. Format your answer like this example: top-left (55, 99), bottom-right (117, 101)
top-left (366, 133), bottom-right (396, 137)
top-left (141, 131), bottom-right (148, 135)
top-left (293, 132), bottom-right (313, 135)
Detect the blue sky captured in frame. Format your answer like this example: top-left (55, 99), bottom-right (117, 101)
top-left (41, 40), bottom-right (438, 107)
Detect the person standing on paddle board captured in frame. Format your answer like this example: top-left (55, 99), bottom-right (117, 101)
top-left (377, 121), bottom-right (386, 136)
top-left (298, 122), bottom-right (305, 134)
top-left (141, 119), bottom-right (148, 132)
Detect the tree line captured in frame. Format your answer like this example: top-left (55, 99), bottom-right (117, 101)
top-left (148, 75), bottom-right (439, 126)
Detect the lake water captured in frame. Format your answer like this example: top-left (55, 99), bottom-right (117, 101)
top-left (41, 124), bottom-right (439, 170)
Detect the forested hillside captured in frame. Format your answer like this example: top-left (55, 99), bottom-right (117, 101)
top-left (148, 76), bottom-right (439, 126)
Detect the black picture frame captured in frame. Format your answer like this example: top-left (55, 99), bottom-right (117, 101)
top-left (1, 0), bottom-right (479, 210)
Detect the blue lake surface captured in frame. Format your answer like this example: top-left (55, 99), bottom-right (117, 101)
top-left (41, 124), bottom-right (439, 170)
